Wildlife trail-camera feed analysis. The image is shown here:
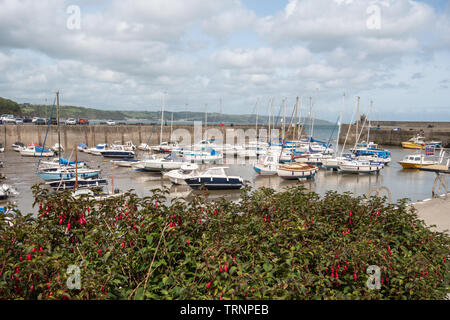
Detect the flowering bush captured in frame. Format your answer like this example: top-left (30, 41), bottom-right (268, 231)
top-left (0, 184), bottom-right (448, 300)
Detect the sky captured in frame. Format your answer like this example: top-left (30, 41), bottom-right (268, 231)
top-left (0, 0), bottom-right (449, 122)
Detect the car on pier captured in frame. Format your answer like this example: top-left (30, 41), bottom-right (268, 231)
top-left (106, 120), bottom-right (116, 126)
top-left (34, 118), bottom-right (46, 125)
top-left (65, 118), bottom-right (77, 125)
top-left (79, 118), bottom-right (89, 125)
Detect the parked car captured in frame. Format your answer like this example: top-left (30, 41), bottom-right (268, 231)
top-left (65, 118), bottom-right (77, 125)
top-left (79, 118), bottom-right (89, 125)
top-left (22, 117), bottom-right (32, 123)
top-left (4, 117), bottom-right (16, 124)
top-left (393, 127), bottom-right (401, 131)
top-left (1, 114), bottom-right (14, 122)
top-left (106, 120), bottom-right (116, 126)
top-left (34, 118), bottom-right (46, 125)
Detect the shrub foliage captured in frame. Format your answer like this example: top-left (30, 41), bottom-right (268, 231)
top-left (0, 184), bottom-right (448, 300)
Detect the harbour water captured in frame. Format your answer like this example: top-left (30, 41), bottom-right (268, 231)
top-left (0, 145), bottom-right (448, 216)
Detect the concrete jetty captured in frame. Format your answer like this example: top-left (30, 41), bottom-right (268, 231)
top-left (413, 195), bottom-right (450, 235)
top-left (339, 121), bottom-right (450, 147)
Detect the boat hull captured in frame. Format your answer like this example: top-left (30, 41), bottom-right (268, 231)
top-left (276, 167), bottom-right (318, 180)
top-left (100, 151), bottom-right (135, 158)
top-left (185, 177), bottom-right (243, 190)
top-left (47, 179), bottom-right (108, 191)
top-left (38, 170), bottom-right (100, 181)
top-left (401, 142), bottom-right (423, 149)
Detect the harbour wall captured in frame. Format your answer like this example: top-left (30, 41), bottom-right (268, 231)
top-left (339, 122), bottom-right (450, 147)
top-left (0, 123), bottom-right (286, 150)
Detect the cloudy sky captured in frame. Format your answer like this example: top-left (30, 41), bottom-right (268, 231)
top-left (0, 0), bottom-right (449, 122)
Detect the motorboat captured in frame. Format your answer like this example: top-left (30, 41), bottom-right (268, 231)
top-left (46, 178), bottom-right (108, 191)
top-left (151, 141), bottom-right (178, 153)
top-left (185, 167), bottom-right (244, 190)
top-left (77, 143), bottom-right (89, 152)
top-left (86, 143), bottom-right (108, 155)
top-left (100, 144), bottom-right (135, 158)
top-left (293, 153), bottom-right (333, 166)
top-left (322, 154), bottom-right (354, 170)
top-left (0, 184), bottom-right (19, 200)
top-left (72, 188), bottom-right (124, 200)
top-left (402, 135), bottom-right (425, 149)
top-left (138, 143), bottom-right (151, 151)
top-left (20, 145), bottom-right (54, 157)
top-left (276, 163), bottom-right (319, 180)
top-left (253, 153), bottom-right (279, 176)
top-left (11, 142), bottom-right (25, 152)
top-left (398, 154), bottom-right (439, 169)
top-left (183, 149), bottom-right (223, 164)
top-left (137, 153), bottom-right (185, 172)
top-left (164, 163), bottom-right (199, 185)
top-left (338, 159), bottom-right (384, 174)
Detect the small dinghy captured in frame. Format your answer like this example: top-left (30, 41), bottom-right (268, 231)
top-left (47, 178), bottom-right (108, 191)
top-left (185, 167), bottom-right (244, 190)
top-left (164, 163), bottom-right (199, 185)
top-left (277, 163), bottom-right (319, 180)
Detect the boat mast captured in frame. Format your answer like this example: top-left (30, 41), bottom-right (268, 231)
top-left (255, 98), bottom-right (259, 143)
top-left (160, 92), bottom-right (166, 145)
top-left (308, 96), bottom-right (313, 145)
top-left (336, 93), bottom-right (345, 154)
top-left (268, 98), bottom-right (272, 144)
top-left (170, 112), bottom-right (173, 143)
top-left (340, 96), bottom-right (357, 157)
top-left (74, 144), bottom-right (78, 190)
top-left (56, 91), bottom-right (61, 163)
top-left (205, 103), bottom-right (208, 142)
top-left (356, 96), bottom-right (360, 139)
top-left (293, 96), bottom-right (299, 141)
top-left (282, 98), bottom-right (286, 142)
top-left (367, 100), bottom-right (373, 144)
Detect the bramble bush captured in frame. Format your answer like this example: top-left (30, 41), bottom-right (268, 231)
top-left (0, 183), bottom-right (448, 300)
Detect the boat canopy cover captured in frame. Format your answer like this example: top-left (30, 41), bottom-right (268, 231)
top-left (35, 146), bottom-right (51, 152)
top-left (78, 143), bottom-right (88, 149)
top-left (60, 158), bottom-right (86, 166)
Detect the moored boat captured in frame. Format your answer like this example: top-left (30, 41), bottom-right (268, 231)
top-left (398, 154), bottom-right (438, 169)
top-left (338, 159), bottom-right (383, 174)
top-left (276, 163), bottom-right (319, 180)
top-left (185, 167), bottom-right (244, 190)
top-left (20, 145), bottom-right (54, 157)
top-left (46, 178), bottom-right (108, 191)
top-left (164, 163), bottom-right (199, 185)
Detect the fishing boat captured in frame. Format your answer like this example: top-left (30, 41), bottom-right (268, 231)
top-left (11, 142), bottom-right (25, 152)
top-left (0, 184), bottom-right (19, 200)
top-left (276, 163), bottom-right (319, 180)
top-left (338, 159), bottom-right (384, 174)
top-left (402, 135), bottom-right (425, 149)
top-left (136, 153), bottom-right (185, 172)
top-left (185, 167), bottom-right (244, 190)
top-left (398, 154), bottom-right (439, 169)
top-left (37, 167), bottom-right (101, 181)
top-left (46, 178), bottom-right (108, 191)
top-left (100, 144), bottom-right (135, 158)
top-left (164, 163), bottom-right (199, 185)
top-left (20, 145), bottom-right (54, 157)
top-left (253, 153), bottom-right (280, 175)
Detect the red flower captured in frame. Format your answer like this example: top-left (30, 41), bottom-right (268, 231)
top-left (206, 281), bottom-right (212, 289)
top-left (121, 241), bottom-right (125, 248)
top-left (186, 239), bottom-right (190, 245)
top-left (354, 272), bottom-right (357, 281)
top-left (26, 254), bottom-right (32, 261)
top-left (219, 267), bottom-right (223, 273)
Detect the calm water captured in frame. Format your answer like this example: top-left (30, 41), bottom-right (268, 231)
top-left (0, 144), bottom-right (448, 216)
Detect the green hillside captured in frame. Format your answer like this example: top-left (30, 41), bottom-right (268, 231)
top-left (2, 97), bottom-right (332, 125)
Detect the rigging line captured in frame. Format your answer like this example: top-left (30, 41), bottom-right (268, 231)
top-left (36, 96), bottom-right (57, 170)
